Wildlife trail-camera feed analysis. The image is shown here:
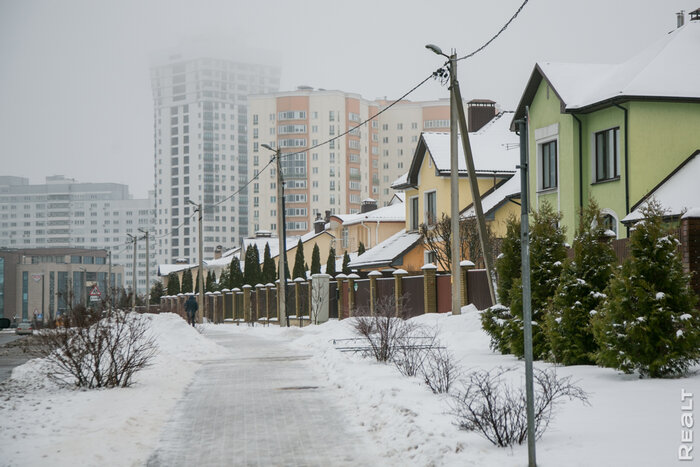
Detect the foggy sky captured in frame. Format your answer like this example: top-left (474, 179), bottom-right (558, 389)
top-left (1, 0), bottom-right (695, 198)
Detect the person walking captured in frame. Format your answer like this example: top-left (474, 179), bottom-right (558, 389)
top-left (185, 294), bottom-right (198, 327)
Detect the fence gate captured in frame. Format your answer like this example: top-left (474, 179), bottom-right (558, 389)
top-left (329, 281), bottom-right (338, 319)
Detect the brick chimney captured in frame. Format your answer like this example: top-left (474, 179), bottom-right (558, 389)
top-left (214, 245), bottom-right (223, 259)
top-left (314, 212), bottom-right (325, 234)
top-left (467, 99), bottom-right (496, 132)
top-left (361, 198), bottom-right (378, 213)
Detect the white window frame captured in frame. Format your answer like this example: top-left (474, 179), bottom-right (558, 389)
top-left (424, 190), bottom-right (437, 225)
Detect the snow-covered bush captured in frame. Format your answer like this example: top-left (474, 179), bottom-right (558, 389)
top-left (451, 367), bottom-right (589, 447)
top-left (352, 295), bottom-right (417, 362)
top-left (592, 200), bottom-right (700, 377)
top-left (28, 310), bottom-right (157, 388)
top-left (544, 200), bottom-right (616, 365)
top-left (481, 216), bottom-right (520, 353)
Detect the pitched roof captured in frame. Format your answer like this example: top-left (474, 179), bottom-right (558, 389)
top-left (513, 20), bottom-right (700, 124)
top-left (330, 202), bottom-right (405, 227)
top-left (622, 150), bottom-right (700, 223)
top-left (462, 170), bottom-right (521, 218)
top-left (348, 229), bottom-right (421, 269)
top-left (394, 112), bottom-right (519, 189)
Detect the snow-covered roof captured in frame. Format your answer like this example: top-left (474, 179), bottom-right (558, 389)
top-left (391, 173), bottom-right (408, 189)
top-left (395, 113), bottom-right (519, 189)
top-left (513, 20), bottom-right (700, 123)
top-left (331, 202), bottom-right (405, 227)
top-left (348, 229), bottom-right (421, 269)
top-left (158, 263), bottom-right (195, 277)
top-left (390, 192), bottom-right (405, 205)
top-left (462, 170), bottom-right (521, 218)
top-left (622, 150), bottom-right (700, 223)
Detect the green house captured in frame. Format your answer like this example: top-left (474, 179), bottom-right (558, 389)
top-left (512, 12), bottom-right (700, 240)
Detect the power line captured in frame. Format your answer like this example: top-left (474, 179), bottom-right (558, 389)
top-left (457, 0), bottom-right (529, 61)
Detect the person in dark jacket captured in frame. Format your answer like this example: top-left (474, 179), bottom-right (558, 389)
top-left (185, 295), bottom-right (198, 327)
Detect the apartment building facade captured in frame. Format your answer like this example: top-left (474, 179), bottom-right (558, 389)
top-left (0, 176), bottom-right (153, 291)
top-left (247, 87), bottom-right (496, 237)
top-left (150, 43), bottom-right (281, 265)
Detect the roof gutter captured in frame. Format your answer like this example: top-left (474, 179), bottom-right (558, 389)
top-left (572, 113), bottom-right (583, 211)
top-left (613, 103), bottom-right (630, 233)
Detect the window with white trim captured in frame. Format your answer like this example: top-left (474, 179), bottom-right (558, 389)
top-left (540, 140), bottom-right (557, 190)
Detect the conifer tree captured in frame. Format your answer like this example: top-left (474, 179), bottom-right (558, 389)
top-left (150, 281), bottom-right (165, 304)
top-left (166, 272), bottom-right (181, 296)
top-left (508, 201), bottom-right (566, 359)
top-left (181, 268), bottom-right (193, 293)
top-left (358, 241), bottom-right (366, 256)
top-left (342, 251), bottom-right (351, 274)
top-left (544, 200), bottom-right (616, 365)
top-left (194, 270), bottom-right (201, 293)
top-left (243, 245), bottom-right (261, 286)
top-left (293, 239), bottom-right (306, 279)
top-left (481, 215), bottom-right (520, 353)
top-left (592, 200), bottom-right (700, 377)
top-left (262, 243), bottom-right (276, 284)
top-left (326, 247), bottom-right (336, 277)
top-left (205, 270), bottom-right (214, 292)
top-left (229, 256), bottom-right (244, 289)
top-left (310, 243), bottom-right (322, 275)
top-left (218, 268), bottom-right (230, 290)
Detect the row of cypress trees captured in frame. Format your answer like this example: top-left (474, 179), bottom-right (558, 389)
top-left (165, 241), bottom-right (355, 295)
top-left (481, 199), bottom-right (700, 378)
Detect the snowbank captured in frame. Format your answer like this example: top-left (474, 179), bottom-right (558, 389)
top-left (0, 313), bottom-right (229, 467)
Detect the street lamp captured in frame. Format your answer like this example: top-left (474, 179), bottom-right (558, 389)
top-left (186, 199), bottom-right (205, 324)
top-left (126, 233), bottom-right (137, 311)
top-left (138, 228), bottom-right (151, 312)
top-left (262, 143), bottom-right (288, 327)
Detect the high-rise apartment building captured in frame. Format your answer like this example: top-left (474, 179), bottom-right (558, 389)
top-left (150, 42), bottom-right (281, 264)
top-left (248, 88), bottom-right (379, 236)
top-left (247, 89), bottom-right (492, 237)
top-left (0, 175), bottom-right (155, 291)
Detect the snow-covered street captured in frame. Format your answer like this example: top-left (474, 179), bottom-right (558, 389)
top-left (0, 310), bottom-right (697, 466)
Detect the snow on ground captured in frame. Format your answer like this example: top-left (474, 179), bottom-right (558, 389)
top-left (0, 313), bottom-right (229, 467)
top-left (1, 309), bottom-right (697, 466)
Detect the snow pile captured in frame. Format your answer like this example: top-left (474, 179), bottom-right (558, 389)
top-left (0, 313), bottom-right (229, 467)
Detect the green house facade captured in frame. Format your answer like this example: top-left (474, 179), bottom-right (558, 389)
top-left (512, 14), bottom-right (700, 240)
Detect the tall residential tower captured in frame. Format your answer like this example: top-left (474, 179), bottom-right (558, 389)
top-left (150, 42), bottom-right (280, 264)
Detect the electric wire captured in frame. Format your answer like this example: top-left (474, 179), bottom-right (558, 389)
top-left (457, 0), bottom-right (529, 61)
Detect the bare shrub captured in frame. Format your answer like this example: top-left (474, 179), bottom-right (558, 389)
top-left (26, 310), bottom-right (157, 388)
top-left (392, 326), bottom-right (437, 377)
top-left (421, 346), bottom-right (460, 394)
top-left (352, 295), bottom-right (417, 362)
top-left (450, 367), bottom-right (589, 447)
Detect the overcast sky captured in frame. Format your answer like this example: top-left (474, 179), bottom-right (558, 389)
top-left (1, 0), bottom-right (696, 198)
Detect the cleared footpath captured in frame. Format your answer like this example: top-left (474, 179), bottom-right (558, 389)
top-left (147, 326), bottom-right (376, 467)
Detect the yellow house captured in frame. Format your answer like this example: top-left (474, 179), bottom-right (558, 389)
top-left (355, 112), bottom-right (519, 272)
top-left (327, 198), bottom-right (405, 254)
top-left (462, 169), bottom-right (522, 238)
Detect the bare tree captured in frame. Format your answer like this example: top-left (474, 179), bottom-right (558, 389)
top-left (421, 346), bottom-right (460, 394)
top-left (352, 295), bottom-right (416, 362)
top-left (419, 214), bottom-right (498, 270)
top-left (450, 367), bottom-right (589, 447)
top-left (26, 310), bottom-right (157, 389)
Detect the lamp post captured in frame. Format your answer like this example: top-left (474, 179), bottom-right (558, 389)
top-left (426, 43), bottom-right (497, 307)
top-left (262, 143), bottom-right (288, 327)
top-left (186, 199), bottom-right (205, 324)
top-left (138, 228), bottom-right (150, 312)
top-left (126, 233), bottom-right (137, 311)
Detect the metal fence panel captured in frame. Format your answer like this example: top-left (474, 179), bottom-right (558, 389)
top-left (402, 275), bottom-right (424, 318)
top-left (467, 269), bottom-right (493, 310)
top-left (355, 279), bottom-right (370, 314)
top-left (436, 275), bottom-right (452, 314)
top-left (329, 281), bottom-right (338, 319)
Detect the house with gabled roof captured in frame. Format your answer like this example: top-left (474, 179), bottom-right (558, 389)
top-left (512, 11), bottom-right (700, 240)
top-left (351, 111), bottom-right (519, 272)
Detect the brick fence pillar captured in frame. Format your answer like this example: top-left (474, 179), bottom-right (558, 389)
top-left (422, 263), bottom-right (438, 314)
top-left (393, 269), bottom-right (407, 317)
top-left (265, 283), bottom-right (274, 323)
top-left (460, 260), bottom-right (475, 308)
top-left (368, 270), bottom-right (382, 316)
top-left (242, 285), bottom-right (252, 325)
top-left (347, 273), bottom-right (359, 317)
top-left (335, 274), bottom-right (347, 320)
top-left (255, 284), bottom-right (265, 324)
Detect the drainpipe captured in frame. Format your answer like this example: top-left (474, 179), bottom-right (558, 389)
top-left (375, 221), bottom-right (380, 246)
top-left (572, 114), bottom-right (583, 211)
top-left (613, 103), bottom-right (630, 234)
top-left (360, 220), bottom-right (371, 249)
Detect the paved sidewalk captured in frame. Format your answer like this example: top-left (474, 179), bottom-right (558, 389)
top-left (147, 327), bottom-right (376, 466)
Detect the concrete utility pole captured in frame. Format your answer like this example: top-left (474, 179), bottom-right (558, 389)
top-left (127, 233), bottom-right (137, 311)
top-left (426, 45), bottom-right (462, 315)
top-left (107, 249), bottom-right (112, 313)
top-left (262, 143), bottom-right (288, 327)
top-left (138, 228), bottom-right (150, 312)
top-left (426, 44), bottom-right (497, 308)
top-left (517, 117), bottom-right (536, 467)
top-left (187, 199), bottom-right (205, 324)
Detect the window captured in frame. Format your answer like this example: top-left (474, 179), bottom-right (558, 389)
top-left (410, 197), bottom-right (419, 230)
top-left (600, 211), bottom-right (618, 238)
top-left (342, 227), bottom-right (349, 248)
top-left (424, 191), bottom-right (437, 225)
top-left (541, 140), bottom-right (557, 190)
top-left (595, 128), bottom-right (619, 182)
